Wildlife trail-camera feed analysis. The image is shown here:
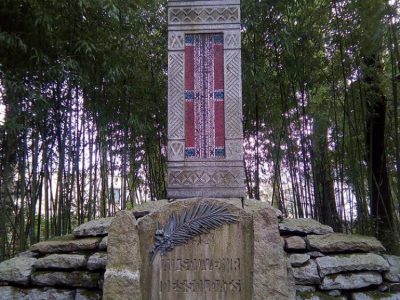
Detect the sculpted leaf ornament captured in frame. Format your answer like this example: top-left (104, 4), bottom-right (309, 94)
top-left (150, 203), bottom-right (238, 262)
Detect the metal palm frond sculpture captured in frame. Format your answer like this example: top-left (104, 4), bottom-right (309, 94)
top-left (150, 203), bottom-right (238, 262)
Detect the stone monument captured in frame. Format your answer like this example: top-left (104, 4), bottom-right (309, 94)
top-left (103, 198), bottom-right (292, 300)
top-left (167, 0), bottom-right (245, 198)
top-left (102, 1), bottom-right (291, 299)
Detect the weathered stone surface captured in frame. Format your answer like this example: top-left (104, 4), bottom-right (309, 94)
top-left (34, 254), bottom-right (87, 270)
top-left (320, 271), bottom-right (382, 290)
top-left (290, 254), bottom-right (311, 267)
top-left (0, 286), bottom-right (75, 300)
top-left (307, 251), bottom-right (325, 258)
top-left (279, 218), bottom-right (333, 235)
top-left (103, 210), bottom-right (141, 300)
top-left (248, 200), bottom-right (292, 299)
top-left (308, 233), bottom-right (385, 253)
top-left (16, 251), bottom-right (39, 258)
top-left (99, 236), bottom-right (108, 250)
top-left (316, 253), bottom-right (389, 276)
top-left (0, 256), bottom-right (36, 285)
top-left (352, 291), bottom-right (400, 300)
top-left (328, 290), bottom-right (341, 296)
top-left (73, 217), bottom-right (113, 237)
top-left (296, 291), bottom-right (346, 300)
top-left (31, 235), bottom-right (101, 254)
top-left (286, 236), bottom-right (307, 250)
top-left (292, 260), bottom-right (321, 285)
top-left (387, 283), bottom-right (400, 292)
top-left (104, 199), bottom-right (291, 300)
top-left (75, 289), bottom-right (102, 300)
top-left (87, 252), bottom-right (107, 270)
top-left (138, 198), bottom-right (254, 300)
top-left (384, 255), bottom-right (400, 283)
top-left (31, 271), bottom-right (100, 288)
top-left (295, 285), bottom-right (316, 292)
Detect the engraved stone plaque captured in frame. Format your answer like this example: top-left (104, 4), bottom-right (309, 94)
top-left (167, 0), bottom-right (245, 198)
top-left (138, 199), bottom-right (253, 300)
top-left (103, 198), bottom-right (293, 300)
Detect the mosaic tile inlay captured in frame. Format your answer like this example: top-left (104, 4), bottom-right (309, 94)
top-left (184, 33), bottom-right (225, 158)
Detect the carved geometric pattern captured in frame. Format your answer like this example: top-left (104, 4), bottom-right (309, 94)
top-left (168, 32), bottom-right (184, 50)
top-left (169, 7), bottom-right (239, 24)
top-left (224, 31), bottom-right (241, 49)
top-left (168, 169), bottom-right (244, 187)
top-left (224, 50), bottom-right (243, 138)
top-left (168, 52), bottom-right (185, 139)
top-left (168, 140), bottom-right (184, 161)
top-left (225, 139), bottom-right (243, 161)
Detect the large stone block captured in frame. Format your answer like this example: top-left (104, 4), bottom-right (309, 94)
top-left (34, 254), bottom-right (87, 270)
top-left (320, 271), bottom-right (382, 290)
top-left (31, 235), bottom-right (101, 254)
top-left (103, 198), bottom-right (291, 300)
top-left (87, 252), bottom-right (107, 271)
top-left (73, 217), bottom-right (113, 237)
top-left (0, 286), bottom-right (75, 300)
top-left (307, 233), bottom-right (385, 253)
top-left (285, 236), bottom-right (307, 250)
top-left (289, 254), bottom-right (311, 267)
top-left (292, 260), bottom-right (321, 285)
top-left (279, 218), bottom-right (333, 235)
top-left (103, 210), bottom-right (142, 300)
top-left (316, 253), bottom-right (389, 276)
top-left (31, 271), bottom-right (100, 288)
top-left (384, 255), bottom-right (400, 283)
top-left (0, 256), bottom-right (36, 285)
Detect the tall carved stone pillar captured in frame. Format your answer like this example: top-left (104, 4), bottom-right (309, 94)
top-left (167, 0), bottom-right (245, 198)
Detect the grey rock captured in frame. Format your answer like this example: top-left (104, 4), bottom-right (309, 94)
top-left (296, 291), bottom-right (346, 300)
top-left (295, 285), bottom-right (316, 292)
top-left (352, 291), bottom-right (400, 300)
top-left (103, 211), bottom-right (142, 300)
top-left (387, 283), bottom-right (400, 292)
top-left (384, 255), bottom-right (400, 283)
top-left (0, 256), bottom-right (36, 285)
top-left (73, 217), bottom-right (114, 237)
top-left (308, 233), bottom-right (385, 253)
top-left (16, 251), bottom-right (39, 258)
top-left (380, 284), bottom-right (390, 292)
top-left (316, 253), bottom-right (389, 276)
top-left (31, 271), bottom-right (100, 288)
top-left (34, 254), bottom-right (87, 270)
top-left (87, 252), bottom-right (107, 270)
top-left (328, 290), bottom-right (341, 296)
top-left (75, 289), bottom-right (102, 300)
top-left (279, 218), bottom-right (333, 235)
top-left (308, 251), bottom-right (325, 258)
top-left (31, 235), bottom-right (101, 254)
top-left (286, 236), bottom-right (307, 250)
top-left (292, 260), bottom-right (321, 285)
top-left (320, 271), bottom-right (382, 290)
top-left (99, 236), bottom-right (108, 250)
top-left (0, 286), bottom-right (74, 300)
top-left (290, 254), bottom-right (311, 267)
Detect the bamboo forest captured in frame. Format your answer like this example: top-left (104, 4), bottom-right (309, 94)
top-left (1, 0), bottom-right (400, 262)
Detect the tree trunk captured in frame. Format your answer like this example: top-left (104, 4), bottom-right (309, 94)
top-left (312, 112), bottom-right (341, 232)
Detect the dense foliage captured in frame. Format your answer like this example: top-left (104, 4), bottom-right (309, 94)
top-left (0, 0), bottom-right (399, 260)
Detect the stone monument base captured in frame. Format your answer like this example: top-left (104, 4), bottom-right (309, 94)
top-left (103, 198), bottom-right (292, 300)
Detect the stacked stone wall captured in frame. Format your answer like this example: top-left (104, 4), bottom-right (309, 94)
top-left (280, 218), bottom-right (400, 300)
top-left (0, 200), bottom-right (399, 300)
top-left (0, 218), bottom-right (111, 300)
